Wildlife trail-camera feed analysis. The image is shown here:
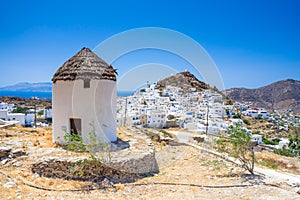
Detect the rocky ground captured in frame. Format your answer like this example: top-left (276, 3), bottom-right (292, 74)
top-left (0, 126), bottom-right (300, 199)
top-left (0, 96), bottom-right (51, 108)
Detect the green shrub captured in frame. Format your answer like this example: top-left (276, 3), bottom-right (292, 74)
top-left (159, 129), bottom-right (173, 138)
top-left (38, 110), bottom-right (44, 116)
top-left (233, 113), bottom-right (241, 119)
top-left (62, 124), bottom-right (112, 163)
top-left (226, 99), bottom-right (234, 105)
top-left (274, 132), bottom-right (300, 157)
top-left (243, 119), bottom-right (251, 125)
top-left (274, 147), bottom-right (297, 157)
top-left (262, 136), bottom-right (279, 145)
top-left (12, 106), bottom-right (29, 113)
top-left (63, 133), bottom-right (87, 152)
top-left (258, 160), bottom-right (278, 169)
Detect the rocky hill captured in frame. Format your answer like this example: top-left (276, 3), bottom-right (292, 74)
top-left (224, 79), bottom-right (300, 114)
top-left (157, 71), bottom-right (209, 92)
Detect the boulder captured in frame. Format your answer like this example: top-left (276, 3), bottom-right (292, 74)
top-left (0, 147), bottom-right (11, 158)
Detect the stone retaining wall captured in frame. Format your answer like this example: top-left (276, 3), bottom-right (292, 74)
top-left (31, 127), bottom-right (158, 183)
top-left (31, 157), bottom-right (139, 182)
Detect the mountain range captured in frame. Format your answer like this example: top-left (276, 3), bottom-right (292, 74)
top-left (0, 82), bottom-right (52, 92)
top-left (224, 79), bottom-right (300, 114)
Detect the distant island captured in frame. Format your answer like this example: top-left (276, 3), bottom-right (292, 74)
top-left (0, 82), bottom-right (132, 98)
top-left (0, 82), bottom-right (52, 92)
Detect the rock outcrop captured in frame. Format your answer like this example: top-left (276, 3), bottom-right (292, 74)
top-left (157, 71), bottom-right (209, 92)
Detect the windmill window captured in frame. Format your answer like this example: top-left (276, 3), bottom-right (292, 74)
top-left (84, 79), bottom-right (90, 88)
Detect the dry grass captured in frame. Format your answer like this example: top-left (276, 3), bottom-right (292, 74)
top-left (256, 151), bottom-right (300, 174)
top-left (0, 126), bottom-right (299, 199)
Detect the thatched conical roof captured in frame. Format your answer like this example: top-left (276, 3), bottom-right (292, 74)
top-left (52, 47), bottom-right (116, 83)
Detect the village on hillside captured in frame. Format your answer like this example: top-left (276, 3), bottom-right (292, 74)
top-left (2, 0), bottom-right (300, 198)
top-left (116, 76), bottom-right (300, 150)
top-left (1, 47), bottom-right (300, 199)
top-left (1, 71), bottom-right (300, 152)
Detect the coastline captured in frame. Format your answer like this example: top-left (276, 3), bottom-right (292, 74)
top-left (0, 90), bottom-right (133, 99)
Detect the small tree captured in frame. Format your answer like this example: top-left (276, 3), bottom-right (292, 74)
top-left (243, 119), bottom-right (251, 126)
top-left (232, 113), bottom-right (241, 119)
top-left (12, 106), bottom-right (28, 113)
top-left (217, 124), bottom-right (255, 175)
top-left (257, 114), bottom-right (263, 120)
top-left (225, 109), bottom-right (230, 117)
top-left (38, 110), bottom-right (44, 116)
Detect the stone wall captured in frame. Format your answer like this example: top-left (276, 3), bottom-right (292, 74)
top-left (31, 157), bottom-right (139, 182)
top-left (31, 127), bottom-right (158, 183)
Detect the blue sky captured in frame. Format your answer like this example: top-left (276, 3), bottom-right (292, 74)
top-left (0, 0), bottom-right (300, 90)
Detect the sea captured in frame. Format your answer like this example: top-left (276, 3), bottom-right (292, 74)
top-left (0, 90), bottom-right (133, 99)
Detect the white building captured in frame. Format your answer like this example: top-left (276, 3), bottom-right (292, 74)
top-left (52, 47), bottom-right (117, 144)
top-left (230, 119), bottom-right (243, 126)
top-left (252, 134), bottom-right (263, 145)
top-left (258, 110), bottom-right (269, 119)
top-left (44, 106), bottom-right (52, 119)
top-left (0, 102), bottom-right (15, 112)
top-left (146, 111), bottom-right (166, 128)
top-left (0, 110), bottom-right (25, 126)
top-left (278, 138), bottom-right (289, 149)
top-left (245, 109), bottom-right (259, 118)
top-left (25, 113), bottom-right (35, 126)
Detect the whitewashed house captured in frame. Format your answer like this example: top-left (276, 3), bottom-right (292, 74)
top-left (0, 102), bottom-right (15, 112)
top-left (44, 106), bottom-right (52, 119)
top-left (278, 138), bottom-right (289, 149)
top-left (211, 93), bottom-right (223, 103)
top-left (252, 134), bottom-right (263, 145)
top-left (146, 110), bottom-right (166, 128)
top-left (258, 110), bottom-right (269, 119)
top-left (25, 113), bottom-right (35, 126)
top-left (245, 109), bottom-right (259, 118)
top-left (230, 119), bottom-right (243, 126)
top-left (52, 47), bottom-right (117, 144)
top-left (197, 122), bottom-right (207, 133)
top-left (128, 113), bottom-right (142, 127)
top-left (0, 110), bottom-right (25, 126)
top-left (184, 122), bottom-right (197, 130)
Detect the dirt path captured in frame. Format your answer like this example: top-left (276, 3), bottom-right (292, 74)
top-left (1, 127), bottom-right (300, 199)
top-left (171, 130), bottom-right (300, 187)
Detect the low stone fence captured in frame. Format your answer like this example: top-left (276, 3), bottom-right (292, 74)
top-left (31, 157), bottom-right (139, 182)
top-left (0, 147), bottom-right (27, 159)
top-left (31, 127), bottom-right (158, 183)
